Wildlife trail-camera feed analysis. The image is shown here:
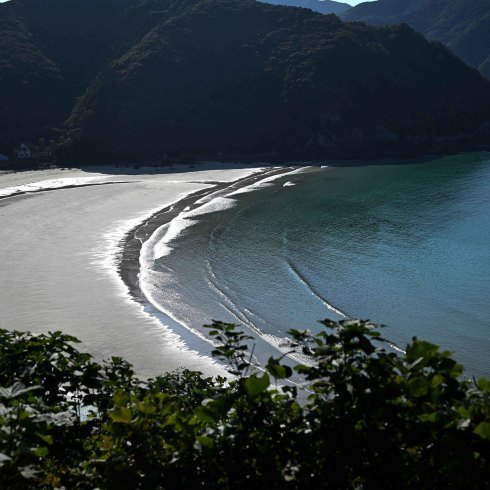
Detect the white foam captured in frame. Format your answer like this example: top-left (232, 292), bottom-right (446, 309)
top-left (91, 191), bottom-right (193, 274)
top-left (227, 181), bottom-right (275, 196)
top-left (227, 166), bottom-right (308, 197)
top-left (139, 234), bottom-right (225, 353)
top-left (0, 176), bottom-right (104, 198)
top-left (145, 196), bottom-right (238, 260)
top-left (135, 167), bottom-right (310, 363)
top-left (150, 218), bottom-right (197, 259)
top-left (0, 164), bottom-right (277, 379)
top-left (203, 255), bottom-right (312, 368)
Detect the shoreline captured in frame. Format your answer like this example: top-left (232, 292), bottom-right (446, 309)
top-left (2, 156), bottom-right (488, 377)
top-left (2, 150), bottom-right (488, 174)
top-left (117, 165), bottom-right (299, 351)
top-left (1, 163), bottom-right (303, 378)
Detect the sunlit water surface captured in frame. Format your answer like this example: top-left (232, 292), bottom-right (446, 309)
top-left (144, 153), bottom-right (490, 376)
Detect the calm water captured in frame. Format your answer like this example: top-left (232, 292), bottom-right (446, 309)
top-left (143, 153), bottom-right (490, 376)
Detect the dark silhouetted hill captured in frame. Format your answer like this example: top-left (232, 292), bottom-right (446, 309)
top-left (1, 0), bottom-right (490, 162)
top-left (342, 0), bottom-right (490, 78)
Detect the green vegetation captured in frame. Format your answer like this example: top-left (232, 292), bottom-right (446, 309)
top-left (1, 0), bottom-right (489, 162)
top-left (342, 0), bottom-right (490, 78)
top-left (1, 320), bottom-right (489, 489)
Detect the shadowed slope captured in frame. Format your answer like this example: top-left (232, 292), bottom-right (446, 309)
top-left (342, 0), bottom-right (490, 78)
top-left (1, 0), bottom-right (490, 161)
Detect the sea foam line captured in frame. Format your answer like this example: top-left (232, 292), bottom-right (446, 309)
top-left (286, 258), bottom-right (407, 354)
top-left (226, 166), bottom-right (306, 196)
top-left (204, 254), bottom-right (314, 365)
top-left (134, 169), bottom-right (278, 350)
top-left (134, 165), bottom-right (332, 373)
top-left (286, 258), bottom-right (351, 319)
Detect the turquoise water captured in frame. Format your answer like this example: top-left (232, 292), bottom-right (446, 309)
top-left (147, 153), bottom-right (490, 376)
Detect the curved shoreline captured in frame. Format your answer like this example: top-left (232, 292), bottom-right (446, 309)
top-left (116, 166), bottom-right (299, 352)
top-left (0, 165), bottom-right (304, 378)
top-left (116, 163), bottom-right (409, 365)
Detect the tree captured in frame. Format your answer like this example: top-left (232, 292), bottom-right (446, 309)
top-left (0, 320), bottom-right (489, 489)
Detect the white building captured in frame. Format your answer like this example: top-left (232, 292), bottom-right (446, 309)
top-left (17, 144), bottom-right (31, 159)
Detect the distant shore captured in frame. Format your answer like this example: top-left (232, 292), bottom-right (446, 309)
top-left (2, 147), bottom-right (489, 176)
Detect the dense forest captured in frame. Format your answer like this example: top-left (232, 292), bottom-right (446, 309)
top-left (1, 0), bottom-right (490, 162)
top-left (1, 320), bottom-right (489, 488)
top-left (342, 0), bottom-right (490, 78)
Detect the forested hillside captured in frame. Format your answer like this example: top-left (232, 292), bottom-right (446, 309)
top-left (1, 0), bottom-right (489, 162)
top-left (342, 0), bottom-right (490, 78)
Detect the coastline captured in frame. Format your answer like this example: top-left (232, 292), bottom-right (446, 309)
top-left (117, 165), bottom-right (299, 357)
top-left (0, 163), bottom-right (299, 378)
top-left (3, 156), bottom-right (489, 378)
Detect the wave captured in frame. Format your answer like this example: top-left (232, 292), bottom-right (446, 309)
top-left (284, 254), bottom-right (406, 353)
top-left (286, 257), bottom-right (351, 319)
top-left (150, 196), bottom-right (237, 259)
top-left (204, 256), bottom-right (309, 364)
top-left (137, 174), bottom-right (278, 349)
top-left (136, 165), bottom-right (323, 368)
top-left (227, 166), bottom-right (306, 197)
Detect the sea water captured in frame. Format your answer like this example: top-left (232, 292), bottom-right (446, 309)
top-left (143, 153), bottom-right (490, 377)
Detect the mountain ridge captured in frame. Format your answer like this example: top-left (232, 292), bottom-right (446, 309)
top-left (259, 0), bottom-right (351, 15)
top-left (342, 0), bottom-right (490, 78)
top-left (1, 0), bottom-right (489, 163)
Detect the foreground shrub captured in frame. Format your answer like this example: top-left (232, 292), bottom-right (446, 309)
top-left (0, 320), bottom-right (489, 489)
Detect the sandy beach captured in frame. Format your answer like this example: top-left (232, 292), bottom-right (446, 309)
top-left (0, 163), bottom-right (290, 378)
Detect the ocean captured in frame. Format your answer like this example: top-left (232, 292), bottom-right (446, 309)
top-left (140, 153), bottom-right (490, 377)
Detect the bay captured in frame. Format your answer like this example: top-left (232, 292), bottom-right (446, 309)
top-left (145, 153), bottom-right (490, 376)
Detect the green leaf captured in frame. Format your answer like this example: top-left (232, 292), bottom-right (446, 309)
top-left (406, 340), bottom-right (439, 365)
top-left (407, 376), bottom-right (428, 397)
top-left (32, 446), bottom-right (49, 458)
top-left (474, 421), bottom-right (490, 440)
top-left (194, 406), bottom-right (219, 424)
top-left (207, 396), bottom-right (231, 417)
top-left (431, 374), bottom-right (444, 388)
top-left (449, 362), bottom-right (463, 378)
top-left (197, 436), bottom-right (214, 449)
top-left (478, 378), bottom-right (490, 393)
top-left (36, 433), bottom-right (53, 445)
top-left (109, 407), bottom-right (132, 424)
top-left (194, 396), bottom-right (231, 424)
top-left (358, 335), bottom-right (375, 354)
top-left (245, 373), bottom-right (270, 396)
top-left (419, 412), bottom-right (438, 423)
top-left (266, 358), bottom-right (292, 379)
